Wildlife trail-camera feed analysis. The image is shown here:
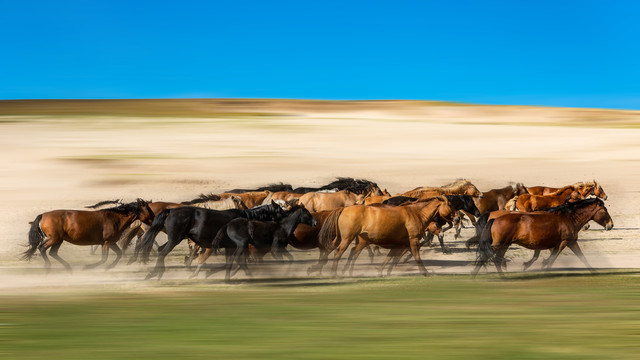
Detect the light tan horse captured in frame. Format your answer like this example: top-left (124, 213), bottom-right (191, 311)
top-left (401, 179), bottom-right (483, 199)
top-left (318, 196), bottom-right (456, 277)
top-left (299, 190), bottom-right (368, 212)
top-left (267, 191), bottom-right (305, 204)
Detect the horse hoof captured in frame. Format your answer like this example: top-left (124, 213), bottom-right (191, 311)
top-left (144, 273), bottom-right (155, 280)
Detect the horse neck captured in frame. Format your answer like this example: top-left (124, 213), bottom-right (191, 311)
top-left (413, 201), bottom-right (442, 226)
top-left (279, 210), bottom-right (304, 237)
top-left (104, 210), bottom-right (138, 231)
top-left (567, 204), bottom-right (599, 231)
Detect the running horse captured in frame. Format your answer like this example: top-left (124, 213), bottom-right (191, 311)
top-left (401, 179), bottom-right (483, 199)
top-left (513, 185), bottom-right (584, 212)
top-left (318, 196), bottom-right (456, 277)
top-left (472, 198), bottom-right (614, 277)
top-left (526, 180), bottom-right (607, 200)
top-left (130, 201), bottom-right (287, 280)
top-left (23, 199), bottom-right (155, 271)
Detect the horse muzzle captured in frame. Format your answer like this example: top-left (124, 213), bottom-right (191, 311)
top-left (311, 219), bottom-right (318, 227)
top-left (605, 222), bottom-right (613, 231)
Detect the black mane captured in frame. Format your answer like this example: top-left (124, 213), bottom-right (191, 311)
top-left (545, 198), bottom-right (603, 213)
top-left (226, 183), bottom-right (293, 194)
top-left (181, 193), bottom-right (222, 205)
top-left (103, 199), bottom-right (147, 215)
top-left (292, 177), bottom-right (379, 194)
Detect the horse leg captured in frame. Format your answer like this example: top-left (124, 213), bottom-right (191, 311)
top-left (386, 248), bottom-right (406, 276)
top-left (146, 238), bottom-right (181, 280)
top-left (84, 243), bottom-right (109, 269)
top-left (90, 245), bottom-right (98, 255)
top-left (543, 241), bottom-right (567, 271)
top-left (345, 239), bottom-right (369, 277)
top-left (492, 246), bottom-right (509, 278)
top-left (307, 247), bottom-right (330, 275)
top-left (567, 241), bottom-right (596, 273)
top-left (191, 248), bottom-right (213, 278)
top-left (106, 243), bottom-right (123, 270)
top-left (225, 247), bottom-right (244, 282)
top-left (378, 248), bottom-right (398, 277)
top-left (331, 238), bottom-right (354, 279)
top-left (434, 228), bottom-right (449, 254)
top-left (45, 242), bottom-right (71, 272)
top-left (522, 250), bottom-right (541, 271)
top-left (409, 237), bottom-right (429, 276)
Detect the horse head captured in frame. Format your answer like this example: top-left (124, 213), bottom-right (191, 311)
top-left (590, 199), bottom-right (614, 230)
top-left (231, 195), bottom-right (249, 210)
top-left (136, 198), bottom-right (155, 225)
top-left (515, 183), bottom-right (528, 195)
top-left (593, 180), bottom-right (608, 200)
top-left (293, 204), bottom-right (317, 227)
top-left (436, 196), bottom-right (457, 222)
top-left (465, 183), bottom-right (483, 199)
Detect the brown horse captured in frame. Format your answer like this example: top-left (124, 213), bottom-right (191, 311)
top-left (401, 179), bottom-right (483, 199)
top-left (268, 191), bottom-right (305, 203)
top-left (298, 190), bottom-right (368, 212)
top-left (23, 199), bottom-right (155, 271)
top-left (514, 186), bottom-right (583, 212)
top-left (472, 198), bottom-right (613, 277)
top-left (475, 183), bottom-right (528, 214)
top-left (318, 196), bottom-right (456, 277)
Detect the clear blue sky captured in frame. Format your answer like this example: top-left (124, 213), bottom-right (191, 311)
top-left (1, 1), bottom-right (639, 109)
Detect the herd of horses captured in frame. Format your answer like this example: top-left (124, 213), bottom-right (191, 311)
top-left (23, 177), bottom-right (613, 281)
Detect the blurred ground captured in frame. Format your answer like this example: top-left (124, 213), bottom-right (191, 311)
top-left (0, 99), bottom-right (639, 292)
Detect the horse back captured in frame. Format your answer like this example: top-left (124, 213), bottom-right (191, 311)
top-left (338, 205), bottom-right (419, 242)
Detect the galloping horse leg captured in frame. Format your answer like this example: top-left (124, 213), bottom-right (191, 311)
top-left (105, 243), bottom-right (123, 270)
top-left (378, 248), bottom-right (401, 277)
top-left (522, 250), bottom-right (541, 271)
top-left (567, 241), bottom-right (596, 273)
top-left (146, 237), bottom-right (182, 280)
top-left (84, 243), bottom-right (109, 269)
top-left (409, 237), bottom-right (429, 276)
top-left (386, 248), bottom-right (407, 276)
top-left (433, 228), bottom-right (449, 254)
top-left (343, 238), bottom-right (369, 276)
top-left (225, 247), bottom-right (246, 282)
top-left (331, 238), bottom-right (354, 279)
top-left (90, 245), bottom-right (99, 255)
top-left (492, 246), bottom-right (509, 278)
top-left (453, 215), bottom-right (463, 239)
top-left (191, 248), bottom-right (213, 278)
top-left (307, 247), bottom-right (331, 275)
top-left (543, 240), bottom-right (568, 271)
top-left (39, 241), bottom-right (52, 272)
top-left (48, 242), bottom-right (72, 272)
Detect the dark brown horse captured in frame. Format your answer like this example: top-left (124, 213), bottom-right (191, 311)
top-left (472, 198), bottom-right (613, 277)
top-left (24, 199), bottom-right (155, 271)
top-left (514, 186), bottom-right (583, 212)
top-left (318, 196), bottom-right (456, 277)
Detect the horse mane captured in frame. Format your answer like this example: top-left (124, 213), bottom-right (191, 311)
top-left (243, 202), bottom-right (283, 220)
top-left (545, 198), bottom-right (602, 213)
top-left (439, 179), bottom-right (473, 192)
top-left (103, 199), bottom-right (148, 215)
top-left (226, 183), bottom-right (293, 194)
top-left (181, 193), bottom-right (222, 205)
top-left (85, 199), bottom-right (123, 209)
top-left (319, 177), bottom-right (380, 194)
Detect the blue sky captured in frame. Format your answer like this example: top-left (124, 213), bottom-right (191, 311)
top-left (1, 1), bottom-right (639, 109)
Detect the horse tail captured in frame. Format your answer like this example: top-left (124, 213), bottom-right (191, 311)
top-left (474, 218), bottom-right (495, 268)
top-left (135, 209), bottom-right (170, 263)
top-left (211, 226), bottom-right (229, 251)
top-left (465, 212), bottom-right (491, 249)
top-left (318, 207), bottom-right (344, 250)
top-left (23, 214), bottom-right (44, 261)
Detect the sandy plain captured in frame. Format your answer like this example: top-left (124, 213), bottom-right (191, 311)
top-left (0, 99), bottom-right (639, 293)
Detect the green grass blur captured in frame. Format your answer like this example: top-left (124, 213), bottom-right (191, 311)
top-left (2, 273), bottom-right (640, 359)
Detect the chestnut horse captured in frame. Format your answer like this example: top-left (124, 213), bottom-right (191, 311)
top-left (318, 196), bottom-right (456, 277)
top-left (24, 199), bottom-right (155, 271)
top-left (472, 198), bottom-right (613, 277)
top-left (514, 186), bottom-right (583, 212)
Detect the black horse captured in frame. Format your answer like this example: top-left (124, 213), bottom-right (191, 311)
top-left (130, 201), bottom-right (287, 280)
top-left (291, 177), bottom-right (382, 194)
top-left (226, 183), bottom-right (294, 194)
top-left (196, 205), bottom-right (317, 281)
